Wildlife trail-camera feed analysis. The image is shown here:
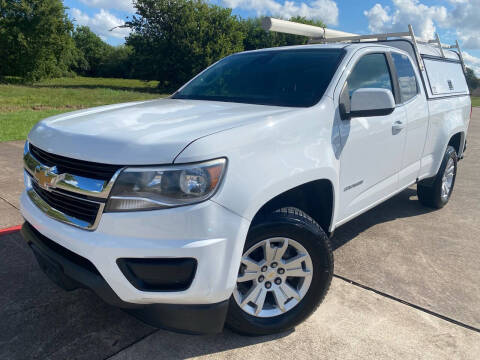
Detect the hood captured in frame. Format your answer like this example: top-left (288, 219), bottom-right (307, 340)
top-left (28, 98), bottom-right (296, 165)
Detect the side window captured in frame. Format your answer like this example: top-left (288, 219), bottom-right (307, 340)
top-left (391, 52), bottom-right (419, 102)
top-left (347, 53), bottom-right (393, 98)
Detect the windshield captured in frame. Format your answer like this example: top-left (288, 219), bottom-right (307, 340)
top-left (173, 49), bottom-right (344, 107)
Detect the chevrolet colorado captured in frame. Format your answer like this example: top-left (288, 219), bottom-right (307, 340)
top-left (21, 39), bottom-right (470, 335)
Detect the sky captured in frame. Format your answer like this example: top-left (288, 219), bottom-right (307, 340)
top-left (63, 0), bottom-right (480, 75)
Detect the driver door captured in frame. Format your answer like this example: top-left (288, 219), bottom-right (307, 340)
top-left (337, 52), bottom-right (407, 223)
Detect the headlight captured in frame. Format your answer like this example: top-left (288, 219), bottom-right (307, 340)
top-left (105, 158), bottom-right (227, 211)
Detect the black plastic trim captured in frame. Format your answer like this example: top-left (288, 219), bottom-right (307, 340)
top-left (21, 222), bottom-right (128, 307)
top-left (21, 222), bottom-right (228, 334)
top-left (127, 301), bottom-right (229, 335)
top-left (28, 225), bottom-right (100, 275)
top-left (117, 258), bottom-right (197, 292)
top-left (386, 52), bottom-right (402, 104)
top-left (350, 108), bottom-right (395, 118)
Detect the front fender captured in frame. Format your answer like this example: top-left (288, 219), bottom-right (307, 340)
top-left (175, 99), bottom-right (341, 232)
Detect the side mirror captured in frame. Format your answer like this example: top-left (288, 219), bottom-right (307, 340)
top-left (350, 88), bottom-right (395, 118)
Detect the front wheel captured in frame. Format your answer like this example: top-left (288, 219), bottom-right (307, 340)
top-left (417, 145), bottom-right (458, 209)
top-left (226, 207), bottom-right (333, 336)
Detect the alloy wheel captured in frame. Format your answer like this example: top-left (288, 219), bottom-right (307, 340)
top-left (441, 157), bottom-right (455, 200)
top-left (233, 237), bottom-right (313, 318)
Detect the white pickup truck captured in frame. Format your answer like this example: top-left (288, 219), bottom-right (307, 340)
top-left (20, 24), bottom-right (470, 336)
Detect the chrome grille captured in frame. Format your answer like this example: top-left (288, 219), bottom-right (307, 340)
top-left (31, 182), bottom-right (101, 225)
top-left (29, 144), bottom-right (122, 181)
top-left (24, 142), bottom-right (122, 230)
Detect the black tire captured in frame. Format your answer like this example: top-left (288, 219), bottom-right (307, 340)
top-left (417, 145), bottom-right (458, 209)
top-left (226, 207), bottom-right (333, 336)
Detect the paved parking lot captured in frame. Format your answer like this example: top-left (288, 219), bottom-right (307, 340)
top-left (1, 110), bottom-right (479, 359)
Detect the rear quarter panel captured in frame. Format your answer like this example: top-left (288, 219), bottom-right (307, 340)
top-left (420, 95), bottom-right (470, 179)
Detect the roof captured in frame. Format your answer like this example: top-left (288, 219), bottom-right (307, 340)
top-left (239, 43), bottom-right (348, 54)
top-left (239, 41), bottom-right (460, 62)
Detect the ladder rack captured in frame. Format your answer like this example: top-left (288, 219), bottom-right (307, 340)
top-left (262, 17), bottom-right (466, 73)
top-left (308, 24), bottom-right (426, 71)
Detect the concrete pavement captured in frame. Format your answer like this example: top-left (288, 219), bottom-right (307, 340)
top-left (110, 278), bottom-right (480, 360)
top-left (333, 112), bottom-right (480, 329)
top-left (0, 140), bottom-right (24, 228)
top-left (1, 110), bottom-right (479, 359)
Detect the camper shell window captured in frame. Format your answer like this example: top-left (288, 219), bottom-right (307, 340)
top-left (423, 57), bottom-right (469, 96)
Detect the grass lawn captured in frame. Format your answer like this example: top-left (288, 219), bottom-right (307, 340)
top-left (2, 77), bottom-right (477, 142)
top-left (0, 77), bottom-right (166, 142)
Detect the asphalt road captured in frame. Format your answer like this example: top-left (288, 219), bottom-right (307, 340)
top-left (1, 110), bottom-right (479, 359)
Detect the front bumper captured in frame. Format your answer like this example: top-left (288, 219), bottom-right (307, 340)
top-left (20, 191), bottom-right (250, 333)
top-left (21, 222), bottom-right (228, 334)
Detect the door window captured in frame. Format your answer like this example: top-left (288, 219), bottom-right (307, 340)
top-left (347, 53), bottom-right (393, 98)
top-left (391, 53), bottom-right (419, 102)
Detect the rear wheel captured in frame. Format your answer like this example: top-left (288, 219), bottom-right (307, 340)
top-left (417, 145), bottom-right (458, 209)
top-left (226, 207), bottom-right (333, 336)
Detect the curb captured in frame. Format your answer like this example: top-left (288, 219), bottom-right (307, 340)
top-left (0, 225), bottom-right (22, 236)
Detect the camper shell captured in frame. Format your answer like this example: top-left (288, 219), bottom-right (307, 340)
top-left (356, 41), bottom-right (468, 100)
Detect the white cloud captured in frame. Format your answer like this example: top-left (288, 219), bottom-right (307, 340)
top-left (223, 0), bottom-right (339, 26)
top-left (364, 0), bottom-right (480, 50)
top-left (364, 0), bottom-right (447, 40)
top-left (71, 8), bottom-right (131, 40)
top-left (363, 4), bottom-right (391, 33)
top-left (79, 0), bottom-right (134, 12)
top-left (445, 0), bottom-right (480, 49)
top-left (463, 51), bottom-right (480, 77)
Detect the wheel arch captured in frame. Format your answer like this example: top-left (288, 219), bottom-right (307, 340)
top-left (448, 131), bottom-right (465, 157)
top-left (250, 179), bottom-right (335, 235)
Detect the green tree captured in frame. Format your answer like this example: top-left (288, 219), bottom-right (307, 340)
top-left (72, 26), bottom-right (134, 78)
top-left (242, 16), bottom-right (326, 51)
top-left (73, 26), bottom-right (110, 76)
top-left (0, 0), bottom-right (79, 81)
top-left (99, 45), bottom-right (134, 78)
top-left (127, 0), bottom-right (245, 91)
top-left (465, 67), bottom-right (479, 91)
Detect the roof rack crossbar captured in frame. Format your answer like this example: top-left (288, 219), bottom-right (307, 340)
top-left (262, 17), bottom-right (467, 74)
top-left (310, 31), bottom-right (411, 43)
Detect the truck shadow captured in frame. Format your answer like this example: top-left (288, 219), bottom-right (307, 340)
top-left (118, 327), bottom-right (295, 359)
top-left (330, 187), bottom-right (435, 250)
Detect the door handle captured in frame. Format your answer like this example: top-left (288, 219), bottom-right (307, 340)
top-left (392, 120), bottom-right (405, 133)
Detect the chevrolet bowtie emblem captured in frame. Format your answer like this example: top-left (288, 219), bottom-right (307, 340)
top-left (33, 165), bottom-right (65, 191)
